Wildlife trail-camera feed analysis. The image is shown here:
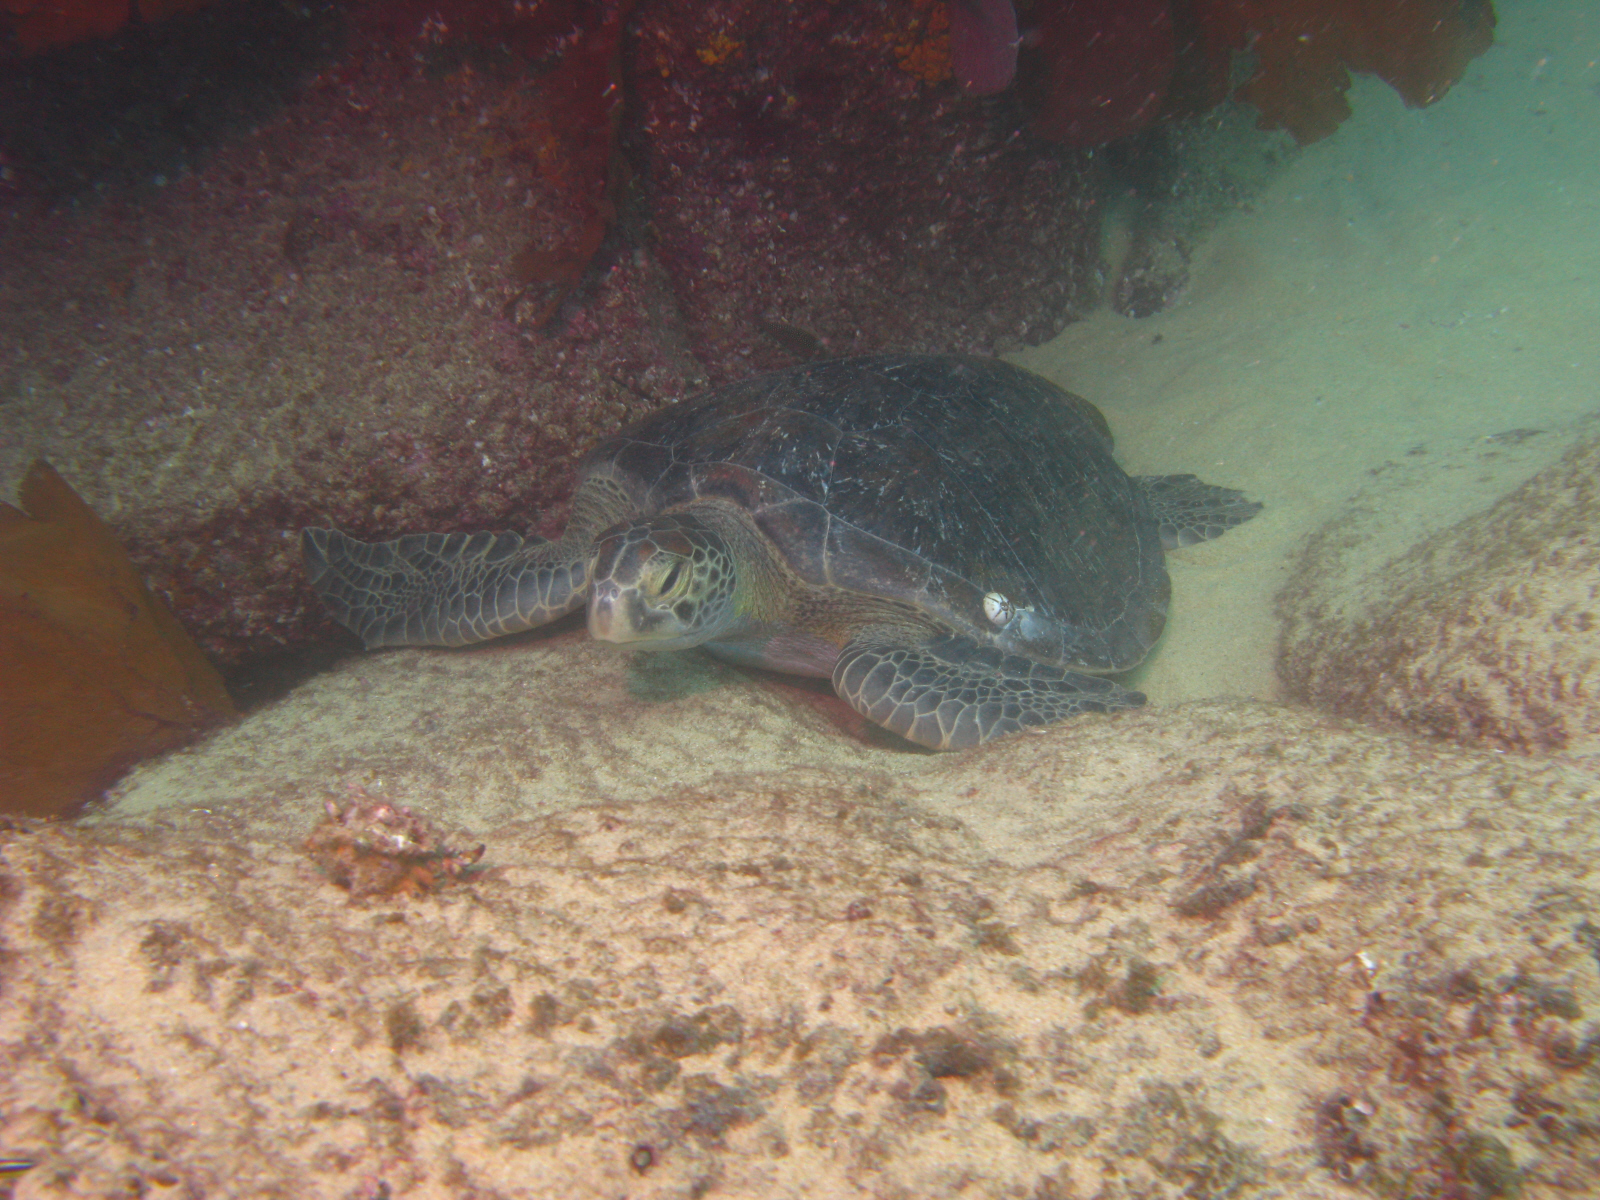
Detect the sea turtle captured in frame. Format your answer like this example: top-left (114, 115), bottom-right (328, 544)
top-left (302, 354), bottom-right (1260, 750)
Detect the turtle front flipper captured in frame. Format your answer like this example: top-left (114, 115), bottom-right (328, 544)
top-left (831, 628), bottom-right (1145, 751)
top-left (302, 527), bottom-right (587, 649)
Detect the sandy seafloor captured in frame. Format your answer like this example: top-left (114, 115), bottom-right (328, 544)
top-left (1018, 0), bottom-right (1600, 710)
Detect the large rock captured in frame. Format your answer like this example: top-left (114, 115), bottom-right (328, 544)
top-left (1281, 428), bottom-right (1600, 761)
top-left (0, 0), bottom-right (1101, 671)
top-left (3, 634), bottom-right (1599, 1197)
top-left (630, 0), bottom-right (1097, 380)
top-left (0, 49), bottom-right (702, 668)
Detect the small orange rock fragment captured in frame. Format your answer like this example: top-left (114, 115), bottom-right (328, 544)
top-left (304, 789), bottom-right (485, 899)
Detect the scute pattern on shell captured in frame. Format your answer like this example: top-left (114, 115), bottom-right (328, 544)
top-left (587, 354), bottom-right (1170, 672)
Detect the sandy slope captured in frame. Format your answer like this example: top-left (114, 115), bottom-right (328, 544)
top-left (1017, 0), bottom-right (1600, 707)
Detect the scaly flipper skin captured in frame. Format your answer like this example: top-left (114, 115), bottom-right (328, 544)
top-left (301, 527), bottom-right (587, 649)
top-left (1137, 475), bottom-right (1263, 549)
top-left (832, 627), bottom-right (1145, 751)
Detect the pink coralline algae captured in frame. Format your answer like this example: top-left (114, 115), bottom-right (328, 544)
top-left (629, 0), bottom-right (1098, 380)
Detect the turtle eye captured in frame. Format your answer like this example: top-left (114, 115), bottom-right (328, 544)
top-left (983, 591), bottom-right (1015, 628)
top-left (657, 560), bottom-right (684, 596)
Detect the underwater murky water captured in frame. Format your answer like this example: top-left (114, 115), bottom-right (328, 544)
top-left (4, 1), bottom-right (1600, 1196)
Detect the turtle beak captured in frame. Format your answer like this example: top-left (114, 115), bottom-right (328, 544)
top-left (589, 571), bottom-right (664, 645)
top-left (588, 524), bottom-right (690, 645)
top-left (587, 517), bottom-right (730, 649)
top-left (588, 578), bottom-right (628, 642)
top-left (587, 528), bottom-right (639, 643)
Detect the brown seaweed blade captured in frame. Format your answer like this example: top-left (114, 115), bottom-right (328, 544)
top-left (1028, 0), bottom-right (1497, 148)
top-left (1201, 0), bottom-right (1497, 145)
top-left (0, 461), bottom-right (235, 818)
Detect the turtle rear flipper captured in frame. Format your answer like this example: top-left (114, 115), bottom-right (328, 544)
top-left (832, 628), bottom-right (1145, 751)
top-left (302, 527), bottom-right (587, 649)
top-left (1137, 474), bottom-right (1262, 549)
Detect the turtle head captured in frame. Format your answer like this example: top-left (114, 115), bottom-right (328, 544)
top-left (587, 513), bottom-right (739, 649)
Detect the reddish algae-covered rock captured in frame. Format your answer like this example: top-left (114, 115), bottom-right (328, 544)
top-left (628, 0), bottom-right (1100, 379)
top-left (1, 0), bottom-right (1099, 674)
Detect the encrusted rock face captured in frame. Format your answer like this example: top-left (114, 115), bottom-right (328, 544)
top-left (0, 0), bottom-right (1101, 673)
top-left (629, 1), bottom-right (1098, 380)
top-left (1280, 432), bottom-right (1600, 760)
top-left (4, 677), bottom-right (1600, 1197)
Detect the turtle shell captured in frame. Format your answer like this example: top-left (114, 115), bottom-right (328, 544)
top-left (584, 354), bottom-right (1170, 672)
